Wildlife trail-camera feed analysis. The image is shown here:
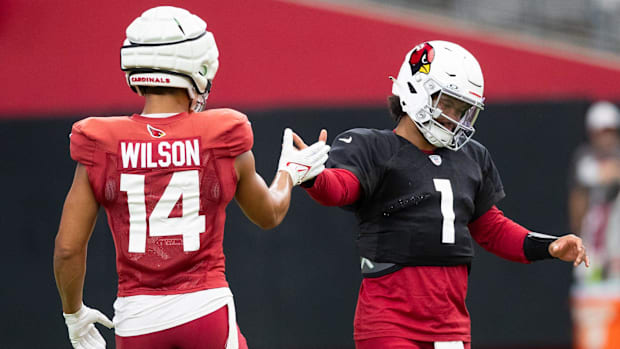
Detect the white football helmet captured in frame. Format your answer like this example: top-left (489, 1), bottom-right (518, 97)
top-left (391, 40), bottom-right (485, 150)
top-left (120, 6), bottom-right (219, 112)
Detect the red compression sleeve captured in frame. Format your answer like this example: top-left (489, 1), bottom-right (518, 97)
top-left (468, 205), bottom-right (530, 264)
top-left (304, 168), bottom-right (361, 206)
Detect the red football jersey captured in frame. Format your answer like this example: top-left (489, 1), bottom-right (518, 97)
top-left (70, 109), bottom-right (253, 297)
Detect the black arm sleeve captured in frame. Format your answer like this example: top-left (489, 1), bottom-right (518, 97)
top-left (523, 232), bottom-right (557, 261)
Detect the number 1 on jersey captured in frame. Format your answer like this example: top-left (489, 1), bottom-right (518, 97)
top-left (121, 170), bottom-right (205, 253)
top-left (433, 178), bottom-right (455, 244)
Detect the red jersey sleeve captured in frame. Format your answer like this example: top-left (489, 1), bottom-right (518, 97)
top-left (468, 205), bottom-right (530, 264)
top-left (70, 118), bottom-right (97, 166)
top-left (304, 168), bottom-right (361, 206)
top-left (216, 109), bottom-right (253, 157)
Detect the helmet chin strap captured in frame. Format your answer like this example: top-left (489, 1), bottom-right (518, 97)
top-left (407, 101), bottom-right (453, 149)
top-left (187, 87), bottom-right (209, 113)
top-left (190, 94), bottom-right (206, 112)
top-left (189, 80), bottom-right (212, 112)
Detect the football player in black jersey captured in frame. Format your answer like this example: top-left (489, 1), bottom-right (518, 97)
top-left (300, 40), bottom-right (589, 349)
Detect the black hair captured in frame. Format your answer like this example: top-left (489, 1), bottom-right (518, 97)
top-left (388, 95), bottom-right (407, 122)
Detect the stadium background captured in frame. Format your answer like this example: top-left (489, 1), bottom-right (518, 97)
top-left (1, 0), bottom-right (620, 348)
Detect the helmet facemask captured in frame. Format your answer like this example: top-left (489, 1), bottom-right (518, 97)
top-left (416, 90), bottom-right (482, 151)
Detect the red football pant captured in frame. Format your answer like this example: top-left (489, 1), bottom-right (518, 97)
top-left (356, 337), bottom-right (471, 349)
top-left (115, 305), bottom-right (248, 349)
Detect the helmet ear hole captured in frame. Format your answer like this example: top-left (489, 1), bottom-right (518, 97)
top-left (199, 65), bottom-right (208, 77)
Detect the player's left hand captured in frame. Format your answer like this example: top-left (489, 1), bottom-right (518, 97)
top-left (63, 303), bottom-right (114, 349)
top-left (548, 234), bottom-right (590, 267)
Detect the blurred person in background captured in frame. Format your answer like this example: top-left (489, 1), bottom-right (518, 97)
top-left (569, 101), bottom-right (620, 349)
top-left (299, 40), bottom-right (589, 349)
top-left (53, 6), bottom-right (329, 349)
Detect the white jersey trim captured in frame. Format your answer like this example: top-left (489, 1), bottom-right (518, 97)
top-left (113, 287), bottom-right (238, 348)
top-left (140, 113), bottom-right (179, 118)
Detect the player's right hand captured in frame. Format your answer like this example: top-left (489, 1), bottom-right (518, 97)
top-left (278, 128), bottom-right (330, 186)
top-left (63, 303), bottom-right (114, 349)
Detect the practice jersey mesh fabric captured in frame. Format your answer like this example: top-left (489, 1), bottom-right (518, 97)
top-left (328, 128), bottom-right (505, 266)
top-left (70, 109), bottom-right (252, 297)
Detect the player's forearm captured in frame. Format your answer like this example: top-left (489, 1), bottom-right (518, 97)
top-left (303, 168), bottom-right (361, 206)
top-left (262, 170), bottom-right (293, 228)
top-left (469, 206), bottom-right (530, 263)
top-left (53, 246), bottom-right (87, 314)
top-left (53, 164), bottom-right (99, 314)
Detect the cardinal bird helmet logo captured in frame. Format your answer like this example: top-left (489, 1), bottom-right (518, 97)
top-left (147, 124), bottom-right (166, 138)
top-left (409, 42), bottom-right (435, 75)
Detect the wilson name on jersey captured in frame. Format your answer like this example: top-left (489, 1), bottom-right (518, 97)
top-left (119, 138), bottom-right (200, 169)
top-left (328, 128), bottom-right (505, 266)
top-left (70, 109), bottom-right (253, 296)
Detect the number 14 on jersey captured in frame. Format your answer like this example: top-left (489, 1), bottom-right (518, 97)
top-left (120, 170), bottom-right (205, 253)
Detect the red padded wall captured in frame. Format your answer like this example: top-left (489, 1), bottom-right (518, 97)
top-left (1, 0), bottom-right (619, 118)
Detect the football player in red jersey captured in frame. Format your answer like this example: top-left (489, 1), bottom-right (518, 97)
top-left (53, 6), bottom-right (329, 349)
top-left (299, 40), bottom-right (590, 349)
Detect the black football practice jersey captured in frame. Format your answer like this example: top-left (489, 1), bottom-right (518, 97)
top-left (328, 128), bottom-right (505, 266)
